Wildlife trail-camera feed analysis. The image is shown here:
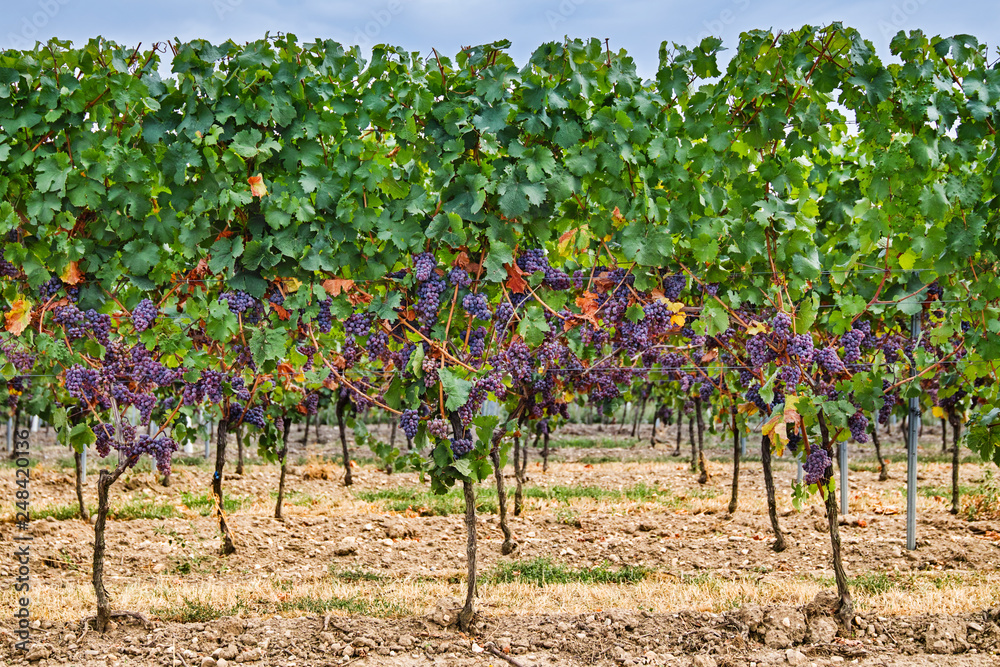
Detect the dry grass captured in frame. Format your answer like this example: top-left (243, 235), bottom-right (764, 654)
top-left (4, 569), bottom-right (997, 626)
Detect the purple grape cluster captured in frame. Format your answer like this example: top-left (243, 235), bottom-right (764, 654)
top-left (449, 267), bottom-right (472, 288)
top-left (414, 252), bottom-right (436, 281)
top-left (745, 384), bottom-right (769, 412)
top-left (704, 283), bottom-right (719, 296)
top-left (747, 335), bottom-right (769, 369)
top-left (85, 309), bottom-right (111, 344)
top-left (94, 423), bottom-right (116, 457)
top-left (267, 288), bottom-right (285, 305)
top-left (848, 411), bottom-right (869, 443)
top-left (39, 276), bottom-right (62, 299)
top-left (878, 379), bottom-right (897, 424)
top-left (228, 403), bottom-right (266, 428)
top-left (428, 418), bottom-right (449, 439)
top-left (779, 364), bottom-right (801, 387)
top-left (53, 304), bottom-right (88, 339)
top-left (304, 392), bottom-right (319, 415)
top-left (219, 291), bottom-right (257, 315)
top-left (1, 341), bottom-right (35, 372)
top-left (469, 326), bottom-right (487, 358)
top-left (462, 292), bottom-right (492, 320)
top-left (841, 328), bottom-right (865, 363)
top-left (516, 248), bottom-right (570, 288)
top-left (368, 330), bottom-right (389, 360)
top-left (816, 347), bottom-right (846, 375)
top-left (201, 370), bottom-right (226, 403)
top-left (316, 298), bottom-right (333, 333)
top-left (132, 298), bottom-right (158, 332)
top-left (662, 273), bottom-right (686, 300)
top-left (130, 434), bottom-right (179, 475)
top-left (230, 376), bottom-right (251, 401)
top-left (345, 312), bottom-right (373, 336)
top-left (450, 435), bottom-right (474, 457)
top-left (0, 254), bottom-right (19, 278)
top-left (788, 334), bottom-right (814, 360)
top-left (400, 409), bottom-right (420, 439)
top-left (804, 447), bottom-right (831, 485)
top-left (771, 312), bottom-right (792, 341)
top-left (65, 365), bottom-right (101, 401)
top-left (416, 274), bottom-right (447, 322)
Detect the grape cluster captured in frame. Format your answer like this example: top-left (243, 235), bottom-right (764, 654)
top-left (662, 273), bottom-right (686, 300)
top-left (771, 312), bottom-right (792, 341)
top-left (462, 293), bottom-right (492, 320)
top-left (53, 304), bottom-right (88, 339)
top-left (704, 283), bottom-right (719, 296)
top-left (816, 347), bottom-right (846, 375)
top-left (368, 330), bottom-right (389, 360)
top-left (804, 447), bottom-right (831, 485)
top-left (345, 312), bottom-right (373, 336)
top-left (449, 267), bottom-right (472, 288)
top-left (516, 248), bottom-right (570, 288)
top-left (65, 365), bottom-right (100, 401)
top-left (450, 435), bottom-right (474, 457)
top-left (219, 291), bottom-right (257, 315)
top-left (201, 370), bottom-right (226, 403)
top-left (779, 364), bottom-right (801, 387)
top-left (415, 274), bottom-right (446, 322)
top-left (746, 335), bottom-right (769, 369)
top-left (228, 403), bottom-right (266, 428)
top-left (316, 298), bottom-right (334, 333)
top-left (132, 298), bottom-right (158, 332)
top-left (745, 384), bottom-right (769, 412)
top-left (469, 326), bottom-right (487, 358)
top-left (134, 394), bottom-right (156, 425)
top-left (94, 423), bottom-right (115, 457)
top-left (848, 411), bottom-right (869, 443)
top-left (129, 435), bottom-right (179, 475)
top-left (878, 379), bottom-right (897, 424)
top-left (428, 418), bottom-right (449, 439)
top-left (267, 288), bottom-right (285, 305)
top-left (303, 392), bottom-right (319, 415)
top-left (788, 334), bottom-right (814, 360)
top-left (230, 376), bottom-right (252, 401)
top-left (400, 409), bottom-right (420, 439)
top-left (0, 255), bottom-right (19, 278)
top-left (841, 328), bottom-right (865, 363)
top-left (1, 341), bottom-right (35, 372)
top-left (86, 309), bottom-right (111, 344)
top-left (414, 252), bottom-right (436, 281)
top-left (39, 276), bottom-right (62, 300)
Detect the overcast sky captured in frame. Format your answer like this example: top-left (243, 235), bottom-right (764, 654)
top-left (3, 0), bottom-right (997, 76)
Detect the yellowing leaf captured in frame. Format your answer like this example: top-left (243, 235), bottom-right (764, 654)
top-left (60, 261), bottom-right (83, 285)
top-left (248, 174), bottom-right (268, 197)
top-left (747, 320), bottom-right (768, 335)
top-left (898, 249), bottom-right (916, 270)
top-left (323, 278), bottom-right (355, 296)
top-left (5, 298), bottom-right (32, 335)
top-left (932, 406), bottom-right (946, 419)
top-left (284, 278), bottom-right (301, 293)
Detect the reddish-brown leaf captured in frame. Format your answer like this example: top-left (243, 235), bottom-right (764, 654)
top-left (504, 262), bottom-right (528, 294)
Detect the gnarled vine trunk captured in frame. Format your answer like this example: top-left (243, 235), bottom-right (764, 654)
top-left (275, 416), bottom-right (291, 519)
top-left (871, 418), bottom-right (888, 481)
top-left (336, 394), bottom-right (353, 486)
top-left (761, 434), bottom-right (787, 552)
top-left (728, 415), bottom-right (740, 514)
top-left (92, 454), bottom-right (138, 632)
top-left (74, 448), bottom-right (89, 521)
top-left (694, 396), bottom-right (708, 484)
top-left (818, 411), bottom-right (854, 631)
top-left (950, 415), bottom-right (962, 515)
top-left (213, 417), bottom-right (236, 555)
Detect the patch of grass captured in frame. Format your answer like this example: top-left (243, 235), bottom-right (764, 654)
top-left (328, 567), bottom-right (389, 583)
top-left (172, 455), bottom-right (214, 468)
top-left (486, 557), bottom-right (650, 586)
top-left (918, 483), bottom-right (981, 498)
top-left (268, 489), bottom-right (315, 507)
top-left (180, 490), bottom-right (251, 516)
top-left (171, 553), bottom-right (213, 576)
top-left (354, 486), bottom-right (498, 516)
top-left (152, 597), bottom-right (251, 623)
top-left (274, 594), bottom-right (408, 617)
top-left (111, 498), bottom-right (177, 520)
top-left (549, 436), bottom-right (640, 449)
top-left (32, 503), bottom-right (92, 521)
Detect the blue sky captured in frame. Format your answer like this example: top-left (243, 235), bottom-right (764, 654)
top-left (3, 0), bottom-right (997, 76)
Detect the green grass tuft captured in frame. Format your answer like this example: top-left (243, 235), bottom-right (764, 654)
top-left (485, 557), bottom-right (649, 586)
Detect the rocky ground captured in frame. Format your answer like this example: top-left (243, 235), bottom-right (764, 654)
top-left (1, 419), bottom-right (998, 665)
